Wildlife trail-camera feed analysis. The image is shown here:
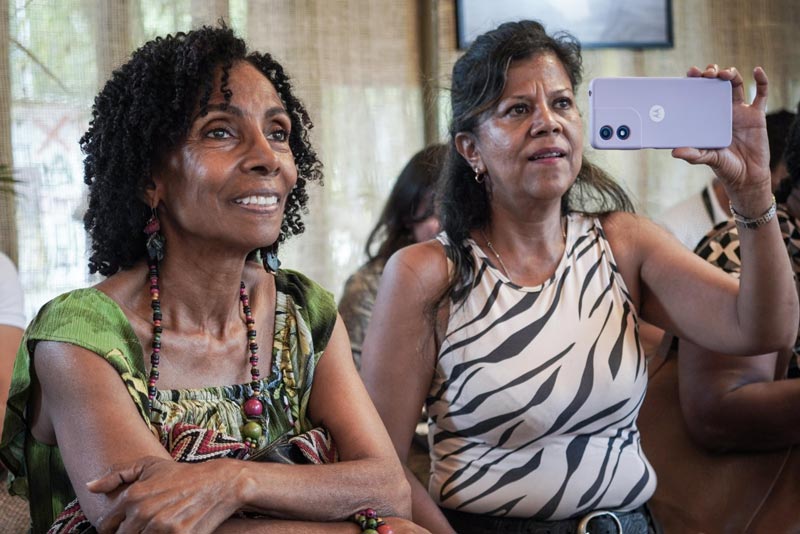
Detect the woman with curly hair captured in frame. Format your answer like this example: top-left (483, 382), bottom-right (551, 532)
top-left (0, 25), bottom-right (424, 534)
top-left (360, 19), bottom-right (798, 534)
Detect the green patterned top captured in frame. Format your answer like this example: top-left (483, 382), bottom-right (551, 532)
top-left (0, 269), bottom-right (337, 534)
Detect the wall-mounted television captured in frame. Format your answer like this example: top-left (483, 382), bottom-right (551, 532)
top-left (456, 0), bottom-right (673, 50)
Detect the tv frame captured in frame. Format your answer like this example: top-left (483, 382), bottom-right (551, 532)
top-left (455, 0), bottom-right (674, 50)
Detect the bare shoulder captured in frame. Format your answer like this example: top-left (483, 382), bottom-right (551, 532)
top-left (381, 238), bottom-right (450, 300)
top-left (597, 211), bottom-right (679, 303)
top-left (599, 211), bottom-right (675, 257)
top-left (600, 210), bottom-right (648, 239)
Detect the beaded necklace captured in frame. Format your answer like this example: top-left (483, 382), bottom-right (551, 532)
top-left (146, 258), bottom-right (266, 449)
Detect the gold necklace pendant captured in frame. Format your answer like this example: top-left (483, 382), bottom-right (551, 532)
top-left (481, 229), bottom-right (513, 283)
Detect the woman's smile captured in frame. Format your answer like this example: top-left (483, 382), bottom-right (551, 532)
top-left (232, 192), bottom-right (281, 212)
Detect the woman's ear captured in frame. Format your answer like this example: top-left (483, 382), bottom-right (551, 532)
top-left (145, 151), bottom-right (173, 207)
top-left (454, 132), bottom-right (484, 174)
top-left (142, 177), bottom-right (161, 208)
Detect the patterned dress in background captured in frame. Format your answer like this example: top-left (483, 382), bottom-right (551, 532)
top-left (0, 270), bottom-right (337, 534)
top-left (428, 214), bottom-right (655, 520)
top-left (338, 259), bottom-right (385, 369)
top-left (694, 205), bottom-right (800, 366)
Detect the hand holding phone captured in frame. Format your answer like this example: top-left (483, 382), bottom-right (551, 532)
top-left (588, 77), bottom-right (732, 150)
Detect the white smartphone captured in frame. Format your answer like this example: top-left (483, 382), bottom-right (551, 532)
top-left (588, 77), bottom-right (732, 150)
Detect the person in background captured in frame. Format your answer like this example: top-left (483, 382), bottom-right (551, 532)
top-left (0, 25), bottom-right (424, 534)
top-left (679, 105), bottom-right (800, 450)
top-left (360, 19), bottom-right (797, 534)
top-left (0, 252), bottom-right (27, 534)
top-left (657, 109), bottom-right (796, 250)
top-left (339, 144), bottom-right (446, 369)
top-left (0, 252), bottom-right (24, 427)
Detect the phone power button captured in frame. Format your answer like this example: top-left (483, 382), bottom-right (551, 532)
top-left (649, 105), bottom-right (665, 123)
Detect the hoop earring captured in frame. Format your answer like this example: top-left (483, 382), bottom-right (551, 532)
top-left (263, 241), bottom-right (281, 273)
top-left (144, 207), bottom-right (165, 261)
top-left (473, 167), bottom-right (485, 184)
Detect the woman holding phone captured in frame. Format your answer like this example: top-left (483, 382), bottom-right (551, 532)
top-left (360, 19), bottom-right (798, 534)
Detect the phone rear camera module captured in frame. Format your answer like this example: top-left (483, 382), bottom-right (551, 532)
top-left (599, 125), bottom-right (613, 140)
top-left (617, 125), bottom-right (631, 140)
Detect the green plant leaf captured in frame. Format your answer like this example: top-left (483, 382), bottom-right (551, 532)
top-left (0, 165), bottom-right (17, 196)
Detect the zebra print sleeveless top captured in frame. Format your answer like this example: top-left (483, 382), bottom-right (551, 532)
top-left (428, 214), bottom-right (656, 520)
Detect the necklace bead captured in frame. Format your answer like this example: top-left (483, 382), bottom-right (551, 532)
top-left (244, 397), bottom-right (264, 416)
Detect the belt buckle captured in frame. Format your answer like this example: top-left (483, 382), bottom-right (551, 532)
top-left (576, 510), bottom-right (623, 534)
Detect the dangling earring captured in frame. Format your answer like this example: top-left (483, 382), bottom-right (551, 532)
top-left (473, 167), bottom-right (485, 184)
top-left (144, 207), bottom-right (165, 261)
top-left (263, 241), bottom-right (281, 273)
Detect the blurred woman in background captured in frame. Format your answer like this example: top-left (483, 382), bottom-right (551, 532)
top-left (339, 144), bottom-right (446, 368)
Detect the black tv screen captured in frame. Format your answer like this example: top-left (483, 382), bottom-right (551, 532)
top-left (456, 0), bottom-right (673, 50)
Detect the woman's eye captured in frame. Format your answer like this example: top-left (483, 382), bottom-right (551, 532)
top-left (267, 129), bottom-right (290, 142)
top-left (508, 104), bottom-right (528, 115)
top-left (554, 97), bottom-right (573, 109)
top-left (205, 128), bottom-right (231, 139)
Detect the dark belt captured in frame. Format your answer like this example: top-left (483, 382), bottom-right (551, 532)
top-left (440, 505), bottom-right (652, 534)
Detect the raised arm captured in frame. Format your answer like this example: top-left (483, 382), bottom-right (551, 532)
top-left (610, 66), bottom-right (797, 354)
top-left (360, 242), bottom-right (457, 534)
top-left (674, 66), bottom-right (797, 349)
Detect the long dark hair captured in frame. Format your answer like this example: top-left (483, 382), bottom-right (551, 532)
top-left (438, 19), bottom-right (633, 308)
top-left (776, 105), bottom-right (800, 203)
top-left (365, 144), bottom-right (446, 264)
top-left (82, 24), bottom-right (323, 276)
top-left (767, 109), bottom-right (797, 173)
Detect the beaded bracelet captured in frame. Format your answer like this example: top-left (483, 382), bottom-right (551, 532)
top-left (352, 508), bottom-right (395, 534)
top-left (729, 195), bottom-right (777, 229)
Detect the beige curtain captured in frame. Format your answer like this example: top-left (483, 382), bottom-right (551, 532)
top-left (0, 0), bottom-right (15, 266)
top-left (243, 0), bottom-right (425, 297)
top-left (4, 0), bottom-right (799, 320)
top-left (5, 0), bottom-right (426, 319)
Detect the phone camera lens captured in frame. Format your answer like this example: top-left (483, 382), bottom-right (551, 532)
top-left (599, 125), bottom-right (613, 140)
top-left (617, 125), bottom-right (630, 140)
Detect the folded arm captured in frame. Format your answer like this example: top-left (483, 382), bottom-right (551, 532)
top-left (32, 316), bottom-right (410, 534)
top-left (678, 340), bottom-right (800, 451)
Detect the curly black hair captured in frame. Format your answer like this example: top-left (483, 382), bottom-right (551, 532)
top-left (82, 24), bottom-right (323, 276)
top-left (438, 20), bottom-right (633, 307)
